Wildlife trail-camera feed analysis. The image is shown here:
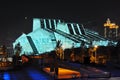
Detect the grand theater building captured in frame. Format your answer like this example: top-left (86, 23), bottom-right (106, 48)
top-left (13, 18), bottom-right (116, 55)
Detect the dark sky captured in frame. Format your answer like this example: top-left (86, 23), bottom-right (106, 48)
top-left (0, 1), bottom-right (120, 46)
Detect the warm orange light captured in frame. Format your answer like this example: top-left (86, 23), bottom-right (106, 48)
top-left (104, 19), bottom-right (119, 29)
top-left (43, 67), bottom-right (81, 79)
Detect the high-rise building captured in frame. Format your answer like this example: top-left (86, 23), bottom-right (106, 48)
top-left (104, 18), bottom-right (119, 39)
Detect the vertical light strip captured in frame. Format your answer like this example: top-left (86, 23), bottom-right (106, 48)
top-left (58, 19), bottom-right (61, 23)
top-left (44, 19), bottom-right (47, 28)
top-left (71, 23), bottom-right (76, 35)
top-left (49, 19), bottom-right (52, 29)
top-left (77, 24), bottom-right (82, 35)
top-left (54, 19), bottom-right (56, 29)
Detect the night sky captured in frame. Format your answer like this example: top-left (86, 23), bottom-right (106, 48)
top-left (0, 1), bottom-right (120, 47)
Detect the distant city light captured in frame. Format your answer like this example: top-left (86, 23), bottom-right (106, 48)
top-left (25, 17), bottom-right (27, 19)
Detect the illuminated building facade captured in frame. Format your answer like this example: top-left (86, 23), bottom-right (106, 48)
top-left (104, 18), bottom-right (119, 39)
top-left (13, 18), bottom-right (116, 55)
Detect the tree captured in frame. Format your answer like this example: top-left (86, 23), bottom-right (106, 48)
top-left (14, 42), bottom-right (22, 56)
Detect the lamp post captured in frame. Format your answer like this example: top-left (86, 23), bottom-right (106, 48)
top-left (94, 45), bottom-right (98, 63)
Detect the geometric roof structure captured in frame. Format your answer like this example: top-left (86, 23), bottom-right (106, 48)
top-left (13, 18), bottom-right (117, 55)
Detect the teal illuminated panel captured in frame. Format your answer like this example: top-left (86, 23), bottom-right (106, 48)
top-left (54, 32), bottom-right (80, 49)
top-left (26, 36), bottom-right (38, 54)
top-left (33, 18), bottom-right (40, 31)
top-left (92, 40), bottom-right (109, 46)
top-left (57, 23), bottom-right (70, 34)
top-left (13, 33), bottom-right (33, 55)
top-left (28, 29), bottom-right (56, 54)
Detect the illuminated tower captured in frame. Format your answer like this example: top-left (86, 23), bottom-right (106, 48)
top-left (104, 18), bottom-right (119, 39)
top-left (104, 18), bottom-right (110, 38)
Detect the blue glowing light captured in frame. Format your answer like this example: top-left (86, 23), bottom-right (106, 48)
top-left (3, 72), bottom-right (10, 80)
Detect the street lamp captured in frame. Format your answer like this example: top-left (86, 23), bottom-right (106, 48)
top-left (94, 45), bottom-right (98, 63)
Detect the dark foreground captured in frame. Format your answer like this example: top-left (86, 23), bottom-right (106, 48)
top-left (0, 64), bottom-right (120, 80)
